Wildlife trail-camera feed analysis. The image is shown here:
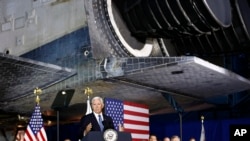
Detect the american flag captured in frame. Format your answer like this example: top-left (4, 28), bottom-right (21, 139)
top-left (105, 98), bottom-right (149, 141)
top-left (24, 104), bottom-right (47, 141)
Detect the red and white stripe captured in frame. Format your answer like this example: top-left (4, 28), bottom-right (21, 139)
top-left (24, 126), bottom-right (47, 141)
top-left (123, 101), bottom-right (149, 141)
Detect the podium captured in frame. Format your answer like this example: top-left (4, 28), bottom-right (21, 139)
top-left (82, 131), bottom-right (132, 141)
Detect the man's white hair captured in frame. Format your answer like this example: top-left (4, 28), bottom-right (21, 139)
top-left (91, 96), bottom-right (104, 105)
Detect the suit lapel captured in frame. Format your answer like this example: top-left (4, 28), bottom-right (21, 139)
top-left (91, 113), bottom-right (101, 131)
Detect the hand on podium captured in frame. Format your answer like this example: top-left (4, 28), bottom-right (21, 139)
top-left (118, 124), bottom-right (124, 132)
top-left (84, 123), bottom-right (92, 136)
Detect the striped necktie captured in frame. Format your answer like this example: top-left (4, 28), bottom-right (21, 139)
top-left (98, 114), bottom-right (104, 131)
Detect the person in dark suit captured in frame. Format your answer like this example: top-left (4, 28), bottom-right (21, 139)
top-left (78, 96), bottom-right (114, 139)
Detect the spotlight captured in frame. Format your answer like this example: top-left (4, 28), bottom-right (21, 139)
top-left (62, 91), bottom-right (66, 95)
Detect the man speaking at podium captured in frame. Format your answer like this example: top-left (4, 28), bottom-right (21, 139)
top-left (78, 96), bottom-right (114, 140)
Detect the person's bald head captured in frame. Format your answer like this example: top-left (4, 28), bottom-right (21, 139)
top-left (149, 134), bottom-right (157, 141)
top-left (163, 137), bottom-right (170, 141)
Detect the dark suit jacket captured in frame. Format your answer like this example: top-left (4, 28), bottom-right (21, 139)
top-left (78, 113), bottom-right (114, 139)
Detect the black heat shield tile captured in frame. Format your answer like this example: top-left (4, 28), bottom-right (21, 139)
top-left (0, 52), bottom-right (76, 102)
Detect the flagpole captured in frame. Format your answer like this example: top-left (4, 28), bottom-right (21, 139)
top-left (200, 116), bottom-right (205, 141)
top-left (34, 87), bottom-right (42, 105)
top-left (179, 113), bottom-right (182, 141)
top-left (84, 87), bottom-right (93, 115)
top-left (57, 110), bottom-right (59, 141)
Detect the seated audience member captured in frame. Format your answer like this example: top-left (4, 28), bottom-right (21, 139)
top-left (189, 137), bottom-right (196, 141)
top-left (163, 137), bottom-right (170, 141)
top-left (170, 135), bottom-right (180, 141)
top-left (149, 134), bottom-right (158, 141)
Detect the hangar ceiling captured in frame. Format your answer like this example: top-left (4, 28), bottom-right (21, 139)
top-left (0, 0), bottom-right (250, 131)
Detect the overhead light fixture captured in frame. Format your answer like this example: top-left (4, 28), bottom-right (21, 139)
top-left (62, 91), bottom-right (66, 95)
top-left (51, 89), bottom-right (75, 110)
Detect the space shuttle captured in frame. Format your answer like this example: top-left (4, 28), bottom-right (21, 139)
top-left (0, 0), bottom-right (250, 139)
